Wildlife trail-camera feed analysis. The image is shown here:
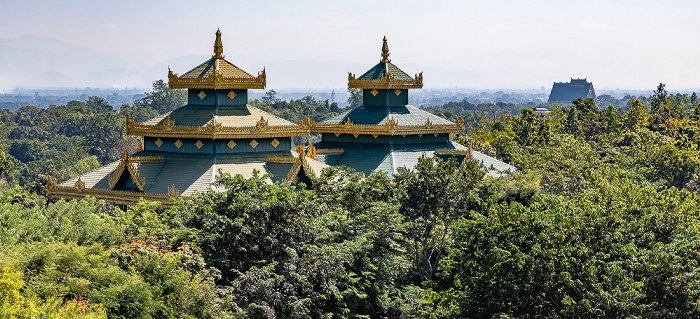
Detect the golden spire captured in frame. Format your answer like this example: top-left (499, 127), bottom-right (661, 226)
top-left (380, 36), bottom-right (390, 63)
top-left (213, 29), bottom-right (224, 58)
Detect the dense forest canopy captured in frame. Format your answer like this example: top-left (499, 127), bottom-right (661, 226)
top-left (2, 82), bottom-right (700, 317)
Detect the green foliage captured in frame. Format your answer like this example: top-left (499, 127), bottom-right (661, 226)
top-left (348, 88), bottom-right (363, 108)
top-left (394, 156), bottom-right (486, 284)
top-left (1, 266), bottom-right (107, 319)
top-left (133, 80), bottom-right (186, 114)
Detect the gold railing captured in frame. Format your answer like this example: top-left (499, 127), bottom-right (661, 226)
top-left (47, 177), bottom-right (184, 208)
top-left (126, 115), bottom-right (310, 139)
top-left (301, 116), bottom-right (464, 137)
top-left (348, 72), bottom-right (423, 89)
top-left (168, 68), bottom-right (266, 90)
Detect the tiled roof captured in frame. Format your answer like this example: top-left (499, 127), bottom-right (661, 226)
top-left (322, 105), bottom-right (454, 126)
top-left (548, 78), bottom-right (596, 103)
top-left (180, 58), bottom-right (255, 80)
top-left (143, 105), bottom-right (295, 127)
top-left (314, 140), bottom-right (515, 177)
top-left (59, 150), bottom-right (329, 198)
top-left (358, 62), bottom-right (415, 81)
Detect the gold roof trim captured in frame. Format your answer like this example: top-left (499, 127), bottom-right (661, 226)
top-left (47, 177), bottom-right (183, 208)
top-left (168, 29), bottom-right (266, 90)
top-left (126, 115), bottom-right (309, 139)
top-left (285, 146), bottom-right (316, 183)
top-left (315, 148), bottom-right (344, 155)
top-left (168, 68), bottom-right (266, 90)
top-left (301, 116), bottom-right (464, 136)
top-left (348, 72), bottom-right (423, 89)
top-left (108, 151), bottom-right (148, 191)
top-left (267, 155), bottom-right (297, 163)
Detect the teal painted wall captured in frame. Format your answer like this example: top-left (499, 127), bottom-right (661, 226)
top-left (322, 133), bottom-right (449, 144)
top-left (188, 89), bottom-right (247, 106)
top-left (362, 89), bottom-right (408, 107)
top-left (144, 136), bottom-right (292, 154)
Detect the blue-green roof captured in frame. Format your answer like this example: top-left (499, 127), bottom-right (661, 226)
top-left (314, 140), bottom-right (515, 177)
top-left (358, 62), bottom-right (415, 81)
top-left (322, 105), bottom-right (454, 126)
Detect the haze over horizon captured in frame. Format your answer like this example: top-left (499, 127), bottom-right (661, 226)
top-left (1, 0), bottom-right (699, 92)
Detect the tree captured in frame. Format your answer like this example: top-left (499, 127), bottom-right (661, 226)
top-left (133, 80), bottom-right (186, 114)
top-left (85, 96), bottom-right (113, 113)
top-left (82, 112), bottom-right (125, 157)
top-left (623, 99), bottom-right (649, 130)
top-left (177, 172), bottom-right (361, 317)
top-left (650, 82), bottom-right (668, 113)
top-left (394, 156), bottom-right (485, 284)
top-left (347, 88), bottom-right (362, 108)
top-left (261, 89), bottom-right (281, 105)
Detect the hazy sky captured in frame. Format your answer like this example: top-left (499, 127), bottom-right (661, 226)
top-left (1, 0), bottom-right (699, 90)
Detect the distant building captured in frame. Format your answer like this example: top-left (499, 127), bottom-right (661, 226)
top-left (548, 78), bottom-right (596, 105)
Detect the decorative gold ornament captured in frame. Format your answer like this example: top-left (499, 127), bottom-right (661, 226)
top-left (195, 140), bottom-right (204, 149)
top-left (168, 184), bottom-right (180, 198)
top-left (271, 138), bottom-right (280, 148)
top-left (126, 116), bottom-right (309, 140)
top-left (74, 178), bottom-right (85, 191)
top-left (303, 116), bottom-right (463, 137)
top-left (198, 91), bottom-right (207, 100)
top-left (394, 89), bottom-right (402, 96)
top-left (227, 90), bottom-right (237, 100)
top-left (380, 36), bottom-right (391, 63)
top-left (348, 72), bottom-right (423, 89)
top-left (167, 30), bottom-right (266, 90)
top-left (315, 148), bottom-right (344, 155)
top-left (47, 180), bottom-right (185, 208)
top-left (371, 89), bottom-right (379, 96)
top-left (249, 139), bottom-right (259, 149)
top-left (306, 145), bottom-right (317, 160)
top-left (227, 140), bottom-right (237, 149)
top-left (155, 138), bottom-right (163, 147)
top-left (174, 139), bottom-right (183, 149)
top-left (107, 152), bottom-right (146, 191)
top-left (266, 155), bottom-right (296, 163)
top-left (169, 68), bottom-right (266, 90)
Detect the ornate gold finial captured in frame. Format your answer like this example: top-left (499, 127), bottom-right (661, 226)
top-left (306, 144), bottom-right (317, 160)
top-left (213, 29), bottom-right (224, 58)
top-left (380, 36), bottom-right (390, 63)
top-left (168, 184), bottom-right (180, 198)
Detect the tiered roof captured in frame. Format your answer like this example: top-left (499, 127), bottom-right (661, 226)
top-left (347, 37), bottom-right (423, 89)
top-left (48, 30), bottom-right (327, 207)
top-left (310, 37), bottom-right (515, 177)
top-left (168, 29), bottom-right (265, 90)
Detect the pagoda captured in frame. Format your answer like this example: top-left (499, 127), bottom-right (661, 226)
top-left (303, 37), bottom-right (514, 176)
top-left (48, 30), bottom-right (328, 207)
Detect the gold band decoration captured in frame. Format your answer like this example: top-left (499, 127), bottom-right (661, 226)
top-left (348, 72), bottom-right (423, 89)
top-left (266, 155), bottom-right (297, 163)
top-left (47, 176), bottom-right (183, 207)
top-left (126, 115), bottom-right (310, 139)
top-left (301, 116), bottom-right (464, 137)
top-left (168, 68), bottom-right (266, 90)
top-left (315, 148), bottom-right (344, 155)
